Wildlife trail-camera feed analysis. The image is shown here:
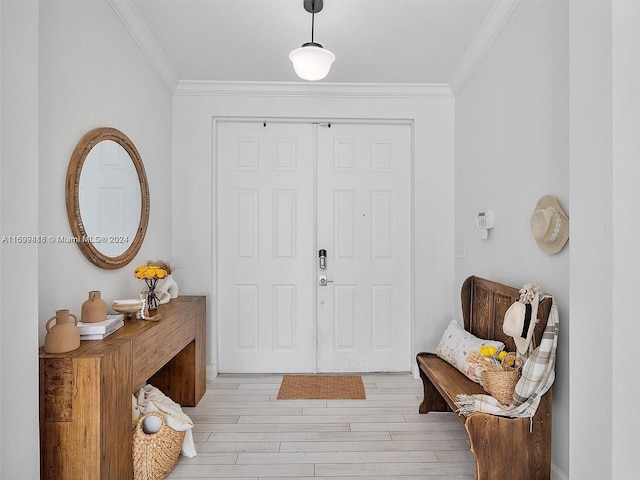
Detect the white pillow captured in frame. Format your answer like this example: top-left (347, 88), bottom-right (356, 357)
top-left (435, 319), bottom-right (505, 383)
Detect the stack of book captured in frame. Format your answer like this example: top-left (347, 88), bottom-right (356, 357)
top-left (78, 314), bottom-right (125, 340)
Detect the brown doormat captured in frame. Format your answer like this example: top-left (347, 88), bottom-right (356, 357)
top-left (277, 375), bottom-right (366, 400)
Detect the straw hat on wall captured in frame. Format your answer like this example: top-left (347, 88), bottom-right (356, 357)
top-left (530, 195), bottom-right (569, 255)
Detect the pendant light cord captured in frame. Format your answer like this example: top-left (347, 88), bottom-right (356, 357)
top-left (311, 0), bottom-right (316, 44)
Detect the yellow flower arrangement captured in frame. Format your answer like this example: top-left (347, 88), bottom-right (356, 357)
top-left (134, 265), bottom-right (168, 311)
top-left (479, 345), bottom-right (499, 358)
top-left (468, 346), bottom-right (518, 374)
top-left (134, 265), bottom-right (167, 280)
top-left (471, 346), bottom-right (522, 404)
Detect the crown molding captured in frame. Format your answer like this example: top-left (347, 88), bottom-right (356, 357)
top-left (448, 0), bottom-right (521, 95)
top-left (174, 81), bottom-right (454, 98)
top-left (107, 0), bottom-right (179, 93)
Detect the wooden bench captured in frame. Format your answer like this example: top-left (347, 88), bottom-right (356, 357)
top-left (416, 276), bottom-right (553, 480)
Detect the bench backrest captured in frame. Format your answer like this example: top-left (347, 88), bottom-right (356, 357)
top-left (461, 276), bottom-right (552, 353)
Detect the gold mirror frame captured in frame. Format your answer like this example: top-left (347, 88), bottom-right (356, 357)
top-left (66, 127), bottom-right (150, 269)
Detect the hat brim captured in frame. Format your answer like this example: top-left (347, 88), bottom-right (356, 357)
top-left (532, 195), bottom-right (569, 255)
top-left (534, 224), bottom-right (569, 254)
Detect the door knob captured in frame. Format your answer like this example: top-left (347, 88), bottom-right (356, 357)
top-left (318, 274), bottom-right (333, 286)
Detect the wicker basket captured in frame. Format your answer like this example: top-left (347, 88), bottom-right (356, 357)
top-left (482, 353), bottom-right (523, 405)
top-left (133, 411), bottom-right (185, 480)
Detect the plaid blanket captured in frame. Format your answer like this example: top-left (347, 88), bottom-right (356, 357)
top-left (455, 295), bottom-right (558, 418)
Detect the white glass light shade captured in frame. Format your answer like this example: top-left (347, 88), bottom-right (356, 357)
top-left (289, 45), bottom-right (335, 81)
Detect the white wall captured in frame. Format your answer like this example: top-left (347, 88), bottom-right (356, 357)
top-left (1, 1), bottom-right (40, 478)
top-left (172, 84), bottom-right (456, 376)
top-left (570, 0), bottom-right (640, 478)
top-left (0, 1), bottom-right (173, 477)
top-left (612, 3), bottom-right (640, 477)
top-left (454, 0), bottom-right (570, 477)
top-left (568, 2), bottom-right (613, 478)
top-left (38, 0), bottom-right (173, 343)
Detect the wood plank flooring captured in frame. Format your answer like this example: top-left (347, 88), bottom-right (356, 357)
top-left (169, 373), bottom-right (476, 479)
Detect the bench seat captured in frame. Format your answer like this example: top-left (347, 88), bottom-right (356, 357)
top-left (416, 353), bottom-right (484, 420)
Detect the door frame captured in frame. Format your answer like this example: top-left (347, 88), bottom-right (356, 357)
top-left (213, 116), bottom-right (415, 373)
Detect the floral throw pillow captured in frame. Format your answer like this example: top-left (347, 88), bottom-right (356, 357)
top-left (435, 319), bottom-right (505, 383)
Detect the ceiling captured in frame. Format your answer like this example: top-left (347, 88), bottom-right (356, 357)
top-left (129, 0), bottom-right (498, 85)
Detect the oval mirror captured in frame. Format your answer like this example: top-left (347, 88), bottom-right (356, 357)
top-left (66, 127), bottom-right (149, 269)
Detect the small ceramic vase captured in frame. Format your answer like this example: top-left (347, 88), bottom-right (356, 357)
top-left (44, 309), bottom-right (80, 353)
top-left (81, 290), bottom-right (108, 323)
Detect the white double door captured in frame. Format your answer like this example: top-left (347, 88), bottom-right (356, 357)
top-left (217, 121), bottom-right (411, 373)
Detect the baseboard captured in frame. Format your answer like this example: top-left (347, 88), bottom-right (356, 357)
top-left (552, 462), bottom-right (569, 480)
top-left (206, 363), bottom-right (218, 382)
top-left (411, 362), bottom-right (420, 379)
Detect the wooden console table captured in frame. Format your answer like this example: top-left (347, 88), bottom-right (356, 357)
top-left (39, 296), bottom-right (206, 480)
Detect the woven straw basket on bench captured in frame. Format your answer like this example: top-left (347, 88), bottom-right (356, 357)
top-left (482, 353), bottom-right (522, 405)
top-left (133, 411), bottom-right (185, 480)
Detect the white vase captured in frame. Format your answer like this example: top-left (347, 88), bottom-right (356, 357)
top-left (159, 274), bottom-right (179, 299)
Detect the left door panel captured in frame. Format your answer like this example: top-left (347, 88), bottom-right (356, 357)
top-left (217, 122), bottom-right (316, 373)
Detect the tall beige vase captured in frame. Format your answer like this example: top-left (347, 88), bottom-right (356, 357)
top-left (44, 309), bottom-right (80, 353)
top-left (81, 290), bottom-right (108, 323)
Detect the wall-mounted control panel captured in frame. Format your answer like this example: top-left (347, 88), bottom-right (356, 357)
top-left (475, 210), bottom-right (494, 239)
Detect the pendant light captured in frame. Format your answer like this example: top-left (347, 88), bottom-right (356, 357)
top-left (289, 0), bottom-right (335, 81)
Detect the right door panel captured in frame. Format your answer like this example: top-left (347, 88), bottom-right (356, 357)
top-left (316, 123), bottom-right (412, 372)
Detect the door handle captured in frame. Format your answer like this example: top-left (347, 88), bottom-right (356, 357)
top-left (318, 274), bottom-right (333, 286)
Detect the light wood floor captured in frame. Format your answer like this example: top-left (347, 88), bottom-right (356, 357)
top-left (169, 373), bottom-right (476, 479)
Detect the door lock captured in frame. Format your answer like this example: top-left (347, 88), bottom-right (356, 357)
top-left (318, 249), bottom-right (327, 271)
top-left (318, 274), bottom-right (333, 286)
